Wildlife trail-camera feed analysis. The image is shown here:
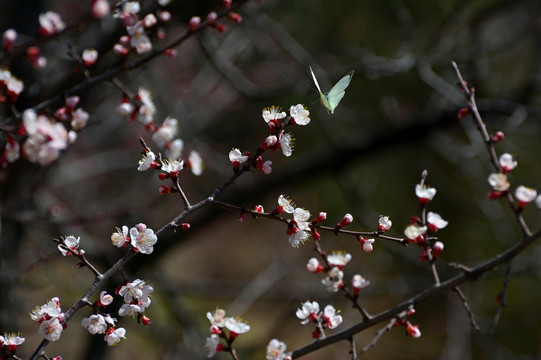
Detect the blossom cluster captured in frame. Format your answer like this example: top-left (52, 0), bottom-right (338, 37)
top-left (1, 98), bottom-right (89, 167)
top-left (403, 182), bottom-right (448, 262)
top-left (228, 104), bottom-right (310, 175)
top-left (119, 90), bottom-right (203, 177)
top-left (81, 291), bottom-right (127, 346)
top-left (296, 301), bottom-right (343, 338)
top-left (111, 223), bottom-right (158, 254)
top-left (205, 308), bottom-right (251, 358)
top-left (30, 297), bottom-right (65, 342)
top-left (117, 279), bottom-right (154, 322)
top-left (488, 153), bottom-right (541, 210)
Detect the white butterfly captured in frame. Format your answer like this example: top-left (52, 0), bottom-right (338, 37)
top-left (309, 66), bottom-right (354, 114)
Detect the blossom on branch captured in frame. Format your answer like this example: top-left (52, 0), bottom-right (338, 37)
top-left (104, 327), bottom-right (126, 346)
top-left (515, 185), bottom-right (537, 209)
top-left (378, 216), bottom-right (392, 232)
top-left (426, 212), bottom-right (448, 232)
top-left (415, 184), bottom-right (436, 204)
top-left (129, 224), bottom-right (158, 254)
top-left (321, 266), bottom-right (344, 292)
top-left (289, 104), bottom-right (310, 125)
top-left (499, 153), bottom-right (517, 172)
top-left (58, 235), bottom-right (83, 256)
top-left (266, 339), bottom-right (291, 360)
top-left (0, 333), bottom-right (25, 353)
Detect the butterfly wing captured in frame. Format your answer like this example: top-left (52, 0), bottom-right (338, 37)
top-left (326, 70), bottom-right (354, 114)
top-left (309, 66), bottom-right (331, 111)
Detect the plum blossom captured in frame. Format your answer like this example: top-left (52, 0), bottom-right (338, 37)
top-left (118, 279), bottom-right (153, 317)
top-left (415, 184), bottom-right (436, 204)
top-left (166, 139), bottom-right (184, 159)
top-left (58, 235), bottom-right (83, 256)
top-left (0, 333), bottom-right (25, 352)
top-left (321, 266), bottom-right (344, 292)
top-left (229, 148), bottom-right (248, 168)
top-left (30, 297), bottom-right (62, 322)
top-left (22, 109), bottom-right (68, 165)
top-left (262, 106), bottom-right (286, 124)
top-left (256, 156), bottom-right (272, 174)
top-left (295, 301), bottom-right (319, 324)
top-left (488, 173), bottom-right (510, 192)
top-left (426, 212), bottom-right (448, 232)
top-left (359, 237), bottom-right (375, 253)
top-left (82, 49), bottom-right (98, 66)
top-left (352, 274), bottom-right (370, 294)
top-left (161, 159), bottom-right (184, 178)
top-left (289, 104), bottom-right (310, 125)
top-left (188, 150), bottom-right (203, 176)
top-left (39, 12), bottom-right (66, 36)
top-left (39, 318), bottom-right (63, 342)
top-left (152, 117), bottom-right (178, 147)
top-left (278, 131), bottom-right (293, 157)
top-left (205, 334), bottom-right (222, 358)
top-left (98, 291), bottom-right (114, 307)
top-left (130, 224), bottom-right (158, 254)
top-left (288, 208), bottom-right (311, 247)
top-left (104, 327), bottom-right (126, 346)
top-left (138, 151), bottom-right (156, 171)
top-left (81, 314), bottom-right (107, 334)
top-left (404, 224), bottom-right (427, 243)
top-left (136, 87), bottom-right (156, 125)
top-left (111, 226), bottom-right (129, 247)
top-left (515, 185), bottom-right (537, 208)
top-left (0, 69), bottom-right (24, 102)
top-left (306, 257), bottom-right (324, 273)
top-left (3, 29), bottom-right (17, 51)
top-left (276, 194), bottom-right (295, 214)
top-left (71, 108), bottom-right (89, 130)
top-left (326, 252), bottom-right (351, 269)
top-left (322, 305), bottom-right (342, 329)
top-left (406, 322), bottom-right (421, 338)
top-left (91, 0), bottom-right (110, 18)
top-left (224, 317), bottom-right (250, 336)
top-left (499, 153), bottom-right (517, 172)
top-left (207, 308), bottom-right (226, 327)
top-left (266, 339), bottom-right (290, 360)
top-left (378, 216), bottom-right (392, 231)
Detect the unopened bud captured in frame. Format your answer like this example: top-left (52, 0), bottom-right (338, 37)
top-left (337, 213), bottom-right (353, 228)
top-left (189, 16), bottom-right (201, 31)
top-left (492, 131), bottom-right (504, 143)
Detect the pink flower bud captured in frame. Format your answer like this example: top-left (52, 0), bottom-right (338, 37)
top-left (3, 29), bottom-right (17, 51)
top-left (65, 96), bottom-right (80, 110)
top-left (254, 205), bottom-right (264, 213)
top-left (215, 23), bottom-right (227, 33)
top-left (207, 11), bottom-right (218, 24)
top-left (261, 135), bottom-right (278, 150)
top-left (311, 229), bottom-right (321, 241)
top-left (158, 10), bottom-right (171, 22)
top-left (189, 16), bottom-right (200, 31)
top-left (406, 322), bottom-right (421, 338)
top-left (159, 185), bottom-right (171, 194)
top-left (223, 0), bottom-right (232, 8)
top-left (238, 212), bottom-right (246, 222)
top-left (433, 241), bottom-right (444, 258)
top-left (314, 212), bottom-right (327, 223)
top-left (113, 44), bottom-right (129, 56)
top-left (358, 237), bottom-right (374, 253)
top-left (306, 257), bottom-right (323, 273)
top-left (352, 274), bottom-right (370, 295)
top-left (458, 107), bottom-right (469, 119)
top-left (143, 14), bottom-right (157, 28)
top-left (228, 12), bottom-right (243, 23)
top-left (120, 35), bottom-right (130, 44)
top-left (337, 213), bottom-right (353, 228)
top-left (82, 49), bottom-right (98, 66)
top-left (140, 315), bottom-right (152, 326)
top-left (165, 48), bottom-right (177, 57)
top-left (492, 131), bottom-right (504, 143)
top-left (91, 0), bottom-right (110, 18)
top-left (181, 223), bottom-right (190, 230)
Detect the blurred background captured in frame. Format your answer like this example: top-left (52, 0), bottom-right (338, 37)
top-left (1, 0), bottom-right (541, 359)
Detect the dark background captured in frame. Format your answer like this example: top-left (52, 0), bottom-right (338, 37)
top-left (1, 0), bottom-right (541, 359)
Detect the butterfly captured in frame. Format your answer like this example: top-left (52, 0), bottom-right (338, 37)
top-left (309, 66), bottom-right (354, 114)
